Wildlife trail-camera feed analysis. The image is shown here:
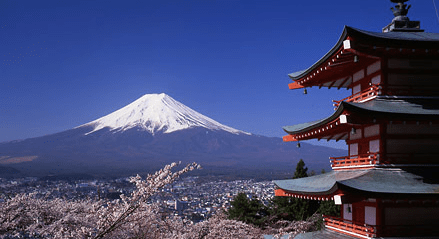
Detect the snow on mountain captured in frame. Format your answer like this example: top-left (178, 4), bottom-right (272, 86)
top-left (79, 93), bottom-right (250, 135)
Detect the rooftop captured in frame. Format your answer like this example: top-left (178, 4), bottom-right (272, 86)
top-left (288, 26), bottom-right (439, 90)
top-left (274, 167), bottom-right (439, 196)
top-left (283, 97), bottom-right (439, 136)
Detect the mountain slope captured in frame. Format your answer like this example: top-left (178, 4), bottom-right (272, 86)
top-left (0, 94), bottom-right (346, 178)
top-left (79, 93), bottom-right (248, 135)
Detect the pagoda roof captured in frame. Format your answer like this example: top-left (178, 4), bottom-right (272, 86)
top-left (347, 27), bottom-right (439, 45)
top-left (347, 96), bottom-right (439, 116)
top-left (274, 170), bottom-right (365, 195)
top-left (283, 97), bottom-right (439, 136)
top-left (288, 26), bottom-right (439, 89)
top-left (274, 168), bottom-right (439, 196)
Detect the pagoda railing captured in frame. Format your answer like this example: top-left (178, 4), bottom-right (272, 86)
top-left (333, 84), bottom-right (381, 108)
top-left (330, 153), bottom-right (379, 169)
top-left (324, 215), bottom-right (377, 238)
top-left (325, 216), bottom-right (439, 238)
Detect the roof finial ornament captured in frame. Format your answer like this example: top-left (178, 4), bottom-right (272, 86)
top-left (390, 0), bottom-right (411, 20)
top-left (383, 0), bottom-right (423, 32)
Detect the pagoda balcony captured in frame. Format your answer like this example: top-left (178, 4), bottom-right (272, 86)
top-left (324, 215), bottom-right (377, 238)
top-left (333, 84), bottom-right (381, 108)
top-left (330, 153), bottom-right (379, 169)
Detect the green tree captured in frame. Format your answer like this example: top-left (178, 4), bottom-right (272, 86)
top-left (293, 159), bottom-right (308, 179)
top-left (269, 159), bottom-right (320, 222)
top-left (227, 192), bottom-right (268, 227)
top-left (317, 200), bottom-right (340, 217)
top-left (268, 196), bottom-right (318, 222)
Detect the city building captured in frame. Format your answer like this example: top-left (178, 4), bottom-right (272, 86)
top-left (274, 1), bottom-right (439, 238)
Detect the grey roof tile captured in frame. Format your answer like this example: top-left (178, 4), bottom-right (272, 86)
top-left (274, 168), bottom-right (439, 195)
top-left (288, 26), bottom-right (439, 80)
top-left (283, 97), bottom-right (439, 134)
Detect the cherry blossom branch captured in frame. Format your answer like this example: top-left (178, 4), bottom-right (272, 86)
top-left (93, 162), bottom-right (200, 239)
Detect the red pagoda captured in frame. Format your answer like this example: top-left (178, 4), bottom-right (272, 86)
top-left (274, 1), bottom-right (439, 238)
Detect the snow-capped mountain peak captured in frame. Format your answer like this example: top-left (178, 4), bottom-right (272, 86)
top-left (79, 93), bottom-right (250, 135)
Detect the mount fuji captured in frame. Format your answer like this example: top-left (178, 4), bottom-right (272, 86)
top-left (0, 93), bottom-right (345, 179)
top-left (79, 93), bottom-right (249, 136)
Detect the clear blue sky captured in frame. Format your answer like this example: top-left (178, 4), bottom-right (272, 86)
top-left (1, 0), bottom-right (438, 148)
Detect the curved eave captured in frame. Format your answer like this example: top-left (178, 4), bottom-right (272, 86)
top-left (274, 168), bottom-right (439, 197)
top-left (288, 26), bottom-right (439, 89)
top-left (274, 172), bottom-right (339, 196)
top-left (274, 170), bottom-right (368, 196)
top-left (283, 101), bottom-right (347, 135)
top-left (288, 26), bottom-right (349, 81)
top-left (283, 97), bottom-right (439, 142)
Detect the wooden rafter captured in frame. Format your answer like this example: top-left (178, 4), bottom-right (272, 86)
top-left (327, 80), bottom-right (337, 89)
top-left (337, 76), bottom-right (351, 90)
top-left (327, 135), bottom-right (334, 141)
top-left (335, 133), bottom-right (347, 142)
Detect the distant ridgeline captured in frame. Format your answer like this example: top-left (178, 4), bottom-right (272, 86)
top-left (0, 93), bottom-right (345, 179)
